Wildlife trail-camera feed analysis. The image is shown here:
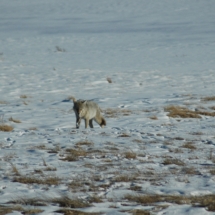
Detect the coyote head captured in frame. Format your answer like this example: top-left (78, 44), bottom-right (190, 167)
top-left (73, 99), bottom-right (87, 117)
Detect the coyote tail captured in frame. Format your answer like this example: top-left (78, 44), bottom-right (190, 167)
top-left (100, 117), bottom-right (106, 127)
top-left (70, 96), bottom-right (76, 103)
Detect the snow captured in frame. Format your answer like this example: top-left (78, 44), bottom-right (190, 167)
top-left (0, 0), bottom-right (215, 214)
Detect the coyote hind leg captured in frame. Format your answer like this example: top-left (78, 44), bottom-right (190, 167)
top-left (89, 119), bottom-right (94, 128)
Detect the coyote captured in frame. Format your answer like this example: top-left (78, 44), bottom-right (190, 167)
top-left (71, 96), bottom-right (106, 129)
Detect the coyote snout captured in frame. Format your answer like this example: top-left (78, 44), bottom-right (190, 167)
top-left (71, 96), bottom-right (106, 129)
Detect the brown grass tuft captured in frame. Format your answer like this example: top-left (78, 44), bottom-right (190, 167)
top-left (124, 194), bottom-right (215, 211)
top-left (181, 142), bottom-right (197, 150)
top-left (131, 209), bottom-right (151, 215)
top-left (202, 96), bottom-right (215, 102)
top-left (8, 117), bottom-right (21, 123)
top-left (107, 77), bottom-right (112, 83)
top-left (10, 163), bottom-right (20, 176)
top-left (20, 95), bottom-right (27, 99)
top-left (162, 158), bottom-right (185, 166)
top-left (55, 209), bottom-right (102, 215)
top-left (165, 105), bottom-right (215, 118)
top-left (13, 176), bottom-right (60, 185)
top-left (150, 115), bottom-right (158, 120)
top-left (51, 195), bottom-right (91, 208)
top-left (124, 151), bottom-right (137, 159)
top-left (118, 133), bottom-right (130, 137)
top-left (0, 205), bottom-right (24, 214)
top-left (61, 148), bottom-right (87, 161)
top-left (75, 140), bottom-right (94, 147)
top-left (0, 124), bottom-right (13, 132)
top-left (164, 106), bottom-right (201, 118)
top-left (28, 127), bottom-right (37, 130)
top-left (113, 174), bottom-right (139, 182)
top-left (104, 108), bottom-right (132, 118)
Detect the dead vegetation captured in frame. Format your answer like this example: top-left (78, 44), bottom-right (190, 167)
top-left (9, 117), bottom-right (21, 123)
top-left (113, 174), bottom-right (139, 182)
top-left (106, 77), bottom-right (112, 83)
top-left (162, 158), bottom-right (185, 166)
top-left (124, 194), bottom-right (215, 212)
top-left (0, 205), bottom-right (43, 215)
top-left (165, 105), bottom-right (215, 118)
top-left (124, 151), bottom-right (137, 159)
top-left (75, 140), bottom-right (94, 147)
top-left (149, 115), bottom-right (158, 120)
top-left (13, 176), bottom-right (60, 185)
top-left (118, 133), bottom-right (130, 137)
top-left (181, 142), bottom-right (197, 150)
top-left (20, 95), bottom-right (28, 99)
top-left (10, 163), bottom-right (20, 176)
top-left (56, 209), bottom-right (102, 215)
top-left (28, 127), bottom-right (37, 130)
top-left (0, 124), bottom-right (13, 132)
top-left (103, 108), bottom-right (132, 118)
top-left (51, 196), bottom-right (90, 208)
top-left (202, 96), bottom-right (215, 102)
top-left (61, 148), bottom-right (88, 161)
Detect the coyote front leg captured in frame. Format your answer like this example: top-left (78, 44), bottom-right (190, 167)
top-left (76, 117), bottom-right (81, 129)
top-left (84, 119), bottom-right (89, 129)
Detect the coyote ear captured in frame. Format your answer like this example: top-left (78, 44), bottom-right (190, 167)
top-left (81, 100), bottom-right (87, 104)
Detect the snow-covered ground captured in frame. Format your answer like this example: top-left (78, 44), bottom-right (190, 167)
top-left (0, 1), bottom-right (215, 214)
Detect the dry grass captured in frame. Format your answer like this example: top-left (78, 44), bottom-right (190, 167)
top-left (55, 209), bottom-right (102, 215)
top-left (61, 148), bottom-right (87, 161)
top-left (190, 131), bottom-right (203, 135)
top-left (13, 176), bottom-right (60, 185)
top-left (124, 151), bottom-right (137, 159)
top-left (44, 166), bottom-right (57, 171)
top-left (181, 167), bottom-right (200, 175)
top-left (124, 194), bottom-right (215, 212)
top-left (56, 46), bottom-right (66, 52)
top-left (28, 127), bottom-right (37, 130)
top-left (0, 124), bottom-right (13, 132)
top-left (165, 105), bottom-right (215, 118)
top-left (209, 169), bottom-right (215, 175)
top-left (51, 196), bottom-right (91, 208)
top-left (9, 197), bottom-right (45, 206)
top-left (8, 117), bottom-right (21, 123)
top-left (113, 173), bottom-right (139, 182)
top-left (0, 205), bottom-right (23, 215)
top-left (118, 133), bottom-right (130, 137)
top-left (149, 115), bottom-right (158, 120)
top-left (181, 142), bottom-right (197, 150)
top-left (20, 95), bottom-right (27, 99)
top-left (107, 77), bottom-right (112, 83)
top-left (162, 158), bottom-right (185, 166)
top-left (10, 163), bottom-right (20, 176)
top-left (202, 96), bottom-right (215, 102)
top-left (0, 205), bottom-right (43, 215)
top-left (104, 108), bottom-right (132, 118)
top-left (42, 157), bottom-right (47, 166)
top-left (75, 140), bottom-right (94, 147)
top-left (131, 209), bottom-right (151, 215)
top-left (88, 195), bottom-right (103, 203)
